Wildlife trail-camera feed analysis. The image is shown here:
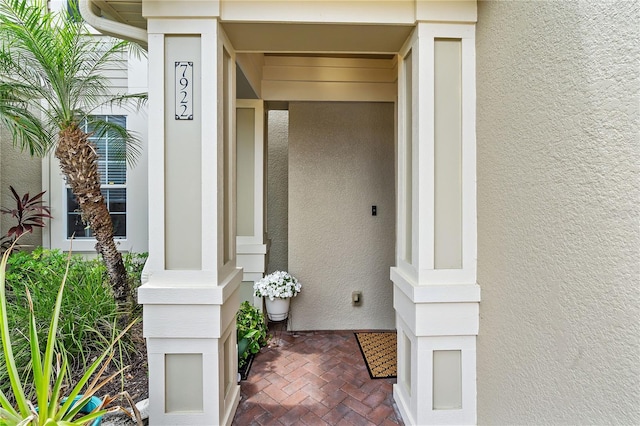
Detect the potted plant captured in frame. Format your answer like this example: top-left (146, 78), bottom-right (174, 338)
top-left (253, 271), bottom-right (302, 321)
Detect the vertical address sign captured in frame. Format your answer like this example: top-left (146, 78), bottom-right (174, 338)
top-left (175, 61), bottom-right (193, 120)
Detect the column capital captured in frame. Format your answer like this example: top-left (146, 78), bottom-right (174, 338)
top-left (143, 0), bottom-right (220, 20)
top-left (415, 0), bottom-right (477, 23)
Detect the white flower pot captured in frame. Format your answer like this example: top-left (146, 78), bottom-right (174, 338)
top-left (265, 297), bottom-right (290, 321)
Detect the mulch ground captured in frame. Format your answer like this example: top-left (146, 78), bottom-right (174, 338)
top-left (93, 321), bottom-right (149, 409)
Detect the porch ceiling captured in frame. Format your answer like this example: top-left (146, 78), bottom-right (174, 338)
top-left (86, 1), bottom-right (413, 54)
top-left (222, 22), bottom-right (414, 54)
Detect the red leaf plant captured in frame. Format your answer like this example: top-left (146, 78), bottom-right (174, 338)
top-left (0, 185), bottom-right (52, 238)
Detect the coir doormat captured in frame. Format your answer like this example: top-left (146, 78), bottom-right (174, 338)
top-left (354, 331), bottom-right (397, 379)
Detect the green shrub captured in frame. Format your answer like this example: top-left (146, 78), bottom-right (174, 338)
top-left (122, 251), bottom-right (148, 311)
top-left (236, 301), bottom-right (268, 369)
top-left (0, 243), bottom-right (133, 425)
top-left (0, 248), bottom-right (147, 400)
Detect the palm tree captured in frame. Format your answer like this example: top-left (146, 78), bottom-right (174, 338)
top-left (0, 0), bottom-right (145, 302)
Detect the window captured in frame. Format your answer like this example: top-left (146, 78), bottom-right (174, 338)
top-left (65, 0), bottom-right (82, 22)
top-left (66, 115), bottom-right (127, 239)
top-left (47, 52), bottom-right (148, 254)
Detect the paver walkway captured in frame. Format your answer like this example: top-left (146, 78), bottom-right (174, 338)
top-left (232, 329), bottom-right (404, 425)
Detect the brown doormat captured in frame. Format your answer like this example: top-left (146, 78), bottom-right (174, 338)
top-left (354, 331), bottom-right (397, 379)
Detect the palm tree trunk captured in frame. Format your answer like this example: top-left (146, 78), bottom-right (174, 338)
top-left (55, 125), bottom-right (130, 302)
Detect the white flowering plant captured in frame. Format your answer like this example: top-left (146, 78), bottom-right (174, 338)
top-left (253, 271), bottom-right (302, 300)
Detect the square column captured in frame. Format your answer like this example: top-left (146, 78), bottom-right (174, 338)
top-left (236, 100), bottom-right (268, 304)
top-left (393, 16), bottom-right (479, 426)
top-left (138, 4), bottom-right (241, 424)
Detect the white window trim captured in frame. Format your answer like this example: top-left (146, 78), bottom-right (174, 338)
top-left (45, 106), bottom-right (148, 254)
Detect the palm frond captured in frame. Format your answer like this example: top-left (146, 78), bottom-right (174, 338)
top-left (0, 0), bottom-right (68, 114)
top-left (103, 92), bottom-right (148, 111)
top-left (0, 0), bottom-right (147, 156)
top-left (83, 116), bottom-right (142, 167)
top-left (0, 84), bottom-right (51, 156)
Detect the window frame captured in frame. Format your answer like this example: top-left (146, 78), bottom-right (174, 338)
top-left (65, 115), bottom-right (129, 240)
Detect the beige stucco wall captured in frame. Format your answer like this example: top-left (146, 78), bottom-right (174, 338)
top-left (288, 102), bottom-right (395, 330)
top-left (0, 126), bottom-right (43, 248)
top-left (476, 1), bottom-right (640, 424)
top-left (266, 110), bottom-right (289, 273)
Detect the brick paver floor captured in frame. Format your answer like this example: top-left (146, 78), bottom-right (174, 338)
top-left (232, 329), bottom-right (403, 425)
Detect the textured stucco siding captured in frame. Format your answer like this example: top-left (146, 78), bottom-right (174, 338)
top-left (267, 110), bottom-right (289, 274)
top-left (288, 102), bottom-right (396, 331)
top-left (0, 127), bottom-right (43, 248)
top-left (476, 1), bottom-right (640, 424)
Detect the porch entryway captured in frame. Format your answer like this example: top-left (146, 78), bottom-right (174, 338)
top-left (138, 5), bottom-right (479, 423)
top-left (231, 100), bottom-right (399, 424)
top-left (232, 329), bottom-right (403, 425)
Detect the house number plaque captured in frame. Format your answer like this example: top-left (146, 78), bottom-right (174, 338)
top-left (175, 61), bottom-right (193, 120)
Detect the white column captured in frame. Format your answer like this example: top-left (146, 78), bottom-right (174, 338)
top-left (138, 4), bottom-right (241, 424)
top-left (236, 100), bottom-right (267, 305)
top-left (393, 15), bottom-right (479, 426)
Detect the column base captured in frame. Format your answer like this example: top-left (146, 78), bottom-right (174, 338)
top-left (138, 268), bottom-right (242, 425)
top-left (392, 267), bottom-right (480, 425)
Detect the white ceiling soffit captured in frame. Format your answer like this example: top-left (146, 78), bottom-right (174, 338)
top-left (81, 0), bottom-right (147, 48)
top-left (91, 0), bottom-right (146, 29)
top-left (222, 22), bottom-right (414, 54)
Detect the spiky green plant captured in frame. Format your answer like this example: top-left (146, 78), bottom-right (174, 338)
top-left (0, 248), bottom-right (142, 398)
top-left (0, 241), bottom-right (133, 425)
